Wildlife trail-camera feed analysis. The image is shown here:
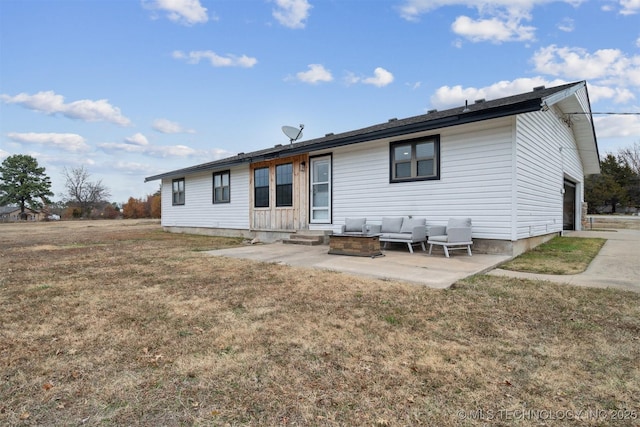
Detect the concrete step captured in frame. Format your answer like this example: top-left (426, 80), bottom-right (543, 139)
top-left (282, 233), bottom-right (326, 246)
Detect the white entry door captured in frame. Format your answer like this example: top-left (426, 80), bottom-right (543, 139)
top-left (310, 156), bottom-right (331, 223)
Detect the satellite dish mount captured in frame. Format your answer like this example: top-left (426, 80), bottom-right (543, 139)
top-left (282, 124), bottom-right (304, 144)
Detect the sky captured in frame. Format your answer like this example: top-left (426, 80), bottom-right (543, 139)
top-left (1, 0), bottom-right (639, 204)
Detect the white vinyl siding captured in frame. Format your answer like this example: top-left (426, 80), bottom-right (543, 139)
top-left (156, 88), bottom-right (593, 245)
top-left (161, 166), bottom-right (250, 229)
top-left (515, 110), bottom-right (584, 238)
top-left (317, 117), bottom-right (515, 240)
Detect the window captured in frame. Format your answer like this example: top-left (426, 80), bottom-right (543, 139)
top-left (172, 178), bottom-right (185, 205)
top-left (213, 171), bottom-right (230, 203)
top-left (276, 163), bottom-right (293, 207)
top-left (254, 167), bottom-right (269, 207)
top-left (390, 136), bottom-right (439, 182)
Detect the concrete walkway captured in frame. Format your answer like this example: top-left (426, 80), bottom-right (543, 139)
top-left (489, 229), bottom-right (640, 292)
top-left (207, 228), bottom-right (639, 291)
top-left (208, 243), bottom-right (511, 289)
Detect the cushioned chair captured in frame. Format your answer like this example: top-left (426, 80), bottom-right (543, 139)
top-left (427, 218), bottom-right (473, 257)
top-left (340, 218), bottom-right (367, 234)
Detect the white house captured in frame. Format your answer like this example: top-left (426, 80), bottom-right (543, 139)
top-left (145, 81), bottom-right (600, 256)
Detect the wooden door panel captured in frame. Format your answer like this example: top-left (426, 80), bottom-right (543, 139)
top-left (250, 155), bottom-right (308, 231)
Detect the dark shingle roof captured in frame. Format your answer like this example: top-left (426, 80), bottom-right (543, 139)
top-left (145, 81), bottom-right (586, 182)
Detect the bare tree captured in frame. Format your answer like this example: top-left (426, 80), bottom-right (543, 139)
top-left (618, 141), bottom-right (640, 175)
top-left (63, 166), bottom-right (111, 217)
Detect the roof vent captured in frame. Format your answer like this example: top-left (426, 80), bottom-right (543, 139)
top-left (325, 132), bottom-right (334, 137)
top-left (427, 109), bottom-right (438, 114)
top-left (388, 118), bottom-right (397, 122)
top-left (237, 152), bottom-right (244, 156)
top-left (474, 99), bottom-right (485, 104)
top-left (274, 144), bottom-right (282, 148)
top-left (533, 85), bottom-right (545, 91)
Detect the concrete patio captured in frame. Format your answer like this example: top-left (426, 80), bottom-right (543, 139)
top-left (207, 243), bottom-right (510, 289)
top-left (207, 227), bottom-right (639, 291)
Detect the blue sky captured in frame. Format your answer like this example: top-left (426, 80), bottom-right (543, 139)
top-left (1, 0), bottom-right (639, 204)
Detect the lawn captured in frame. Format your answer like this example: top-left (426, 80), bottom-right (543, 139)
top-left (1, 220), bottom-right (638, 426)
top-left (499, 236), bottom-right (607, 274)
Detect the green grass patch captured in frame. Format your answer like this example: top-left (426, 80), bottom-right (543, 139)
top-left (500, 236), bottom-right (606, 274)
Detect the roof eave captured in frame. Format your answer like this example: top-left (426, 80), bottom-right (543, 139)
top-left (541, 81), bottom-right (586, 110)
top-left (144, 99), bottom-right (542, 182)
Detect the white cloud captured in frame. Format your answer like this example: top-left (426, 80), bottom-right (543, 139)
top-left (153, 144), bottom-right (197, 157)
top-left (113, 161), bottom-right (155, 174)
top-left (296, 64), bottom-right (333, 84)
top-left (362, 67), bottom-right (395, 87)
top-left (1, 91), bottom-right (131, 126)
top-left (557, 17), bottom-right (575, 32)
top-left (272, 0), bottom-right (312, 29)
top-left (451, 15), bottom-right (535, 43)
top-left (594, 114), bottom-right (640, 138)
top-left (398, 0), bottom-right (586, 20)
top-left (98, 140), bottom-right (233, 160)
top-left (429, 77), bottom-right (567, 109)
top-left (532, 45), bottom-right (640, 87)
top-left (429, 76), bottom-right (638, 115)
top-left (586, 83), bottom-right (636, 104)
top-left (7, 132), bottom-right (90, 152)
top-left (0, 149), bottom-right (9, 160)
top-left (143, 0), bottom-right (208, 25)
top-left (98, 142), bottom-right (146, 154)
top-left (636, 36), bottom-right (640, 48)
top-left (152, 118), bottom-right (195, 134)
top-left (172, 50), bottom-right (257, 68)
top-left (344, 68), bottom-right (395, 87)
top-left (397, 1), bottom-right (586, 43)
top-left (124, 133), bottom-right (150, 146)
top-left (343, 72), bottom-right (360, 86)
top-left (619, 0), bottom-right (640, 15)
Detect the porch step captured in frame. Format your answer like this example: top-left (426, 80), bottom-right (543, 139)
top-left (282, 232), bottom-right (327, 246)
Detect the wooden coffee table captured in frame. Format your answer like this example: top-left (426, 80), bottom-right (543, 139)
top-left (328, 233), bottom-right (383, 257)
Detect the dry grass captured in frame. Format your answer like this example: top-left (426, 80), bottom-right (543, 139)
top-left (1, 220), bottom-right (639, 426)
top-left (586, 216), bottom-right (640, 230)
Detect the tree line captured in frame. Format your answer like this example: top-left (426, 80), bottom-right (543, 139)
top-left (585, 142), bottom-right (640, 214)
top-left (0, 154), bottom-right (160, 220)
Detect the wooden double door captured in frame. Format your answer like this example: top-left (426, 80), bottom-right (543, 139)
top-left (250, 155), bottom-right (308, 231)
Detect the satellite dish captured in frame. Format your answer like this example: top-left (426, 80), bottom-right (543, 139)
top-left (282, 124), bottom-right (304, 143)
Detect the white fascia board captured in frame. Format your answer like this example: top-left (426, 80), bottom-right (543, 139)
top-left (540, 82), bottom-right (585, 111)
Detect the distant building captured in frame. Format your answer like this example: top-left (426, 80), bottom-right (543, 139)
top-left (0, 206), bottom-right (43, 222)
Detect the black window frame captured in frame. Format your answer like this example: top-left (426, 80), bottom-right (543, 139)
top-left (390, 135), bottom-right (440, 183)
top-left (275, 163), bottom-right (293, 207)
top-left (213, 170), bottom-right (230, 204)
top-left (254, 167), bottom-right (270, 208)
top-left (172, 178), bottom-right (185, 205)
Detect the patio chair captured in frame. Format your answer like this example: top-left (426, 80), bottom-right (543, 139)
top-left (427, 218), bottom-right (473, 258)
top-left (340, 218), bottom-right (367, 233)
